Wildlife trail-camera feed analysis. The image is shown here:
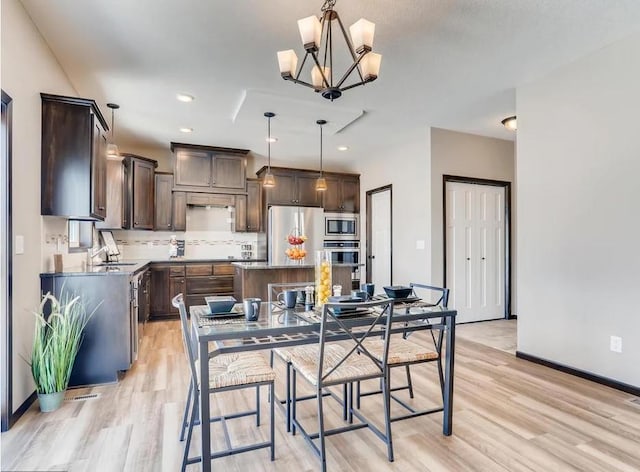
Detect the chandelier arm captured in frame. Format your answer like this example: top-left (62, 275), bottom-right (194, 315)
top-left (334, 13), bottom-right (365, 83)
top-left (284, 76), bottom-right (321, 90)
top-left (310, 52), bottom-right (331, 89)
top-left (339, 76), bottom-right (376, 92)
top-left (294, 52), bottom-right (311, 81)
top-left (335, 52), bottom-right (367, 89)
top-left (321, 13), bottom-right (330, 77)
top-left (328, 13), bottom-right (334, 87)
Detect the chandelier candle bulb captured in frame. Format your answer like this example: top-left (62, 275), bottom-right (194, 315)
top-left (277, 49), bottom-right (298, 76)
top-left (349, 18), bottom-right (375, 53)
top-left (360, 53), bottom-right (382, 81)
top-left (298, 15), bottom-right (322, 50)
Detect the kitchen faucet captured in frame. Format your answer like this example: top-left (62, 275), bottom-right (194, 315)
top-left (87, 245), bottom-right (109, 267)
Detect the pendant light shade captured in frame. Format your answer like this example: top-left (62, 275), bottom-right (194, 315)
top-left (263, 112), bottom-right (276, 188)
top-left (316, 119), bottom-right (327, 192)
top-left (106, 103), bottom-right (122, 161)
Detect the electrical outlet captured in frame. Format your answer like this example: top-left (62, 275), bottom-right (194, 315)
top-left (610, 335), bottom-right (622, 353)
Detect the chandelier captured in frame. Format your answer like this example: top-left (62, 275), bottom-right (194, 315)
top-left (277, 0), bottom-right (382, 100)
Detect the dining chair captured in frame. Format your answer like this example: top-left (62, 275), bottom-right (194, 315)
top-left (267, 281), bottom-right (346, 433)
top-left (288, 298), bottom-right (395, 472)
top-left (355, 283), bottom-right (450, 422)
top-left (172, 294), bottom-right (276, 471)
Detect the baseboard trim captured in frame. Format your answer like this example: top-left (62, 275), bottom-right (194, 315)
top-left (515, 351), bottom-right (640, 397)
top-left (9, 390), bottom-right (36, 428)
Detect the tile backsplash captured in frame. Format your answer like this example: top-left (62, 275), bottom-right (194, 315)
top-left (112, 230), bottom-right (258, 260)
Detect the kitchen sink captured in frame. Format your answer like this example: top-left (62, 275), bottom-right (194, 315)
top-left (96, 262), bottom-right (138, 267)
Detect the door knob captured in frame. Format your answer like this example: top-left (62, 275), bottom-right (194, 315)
top-left (466, 257), bottom-right (470, 261)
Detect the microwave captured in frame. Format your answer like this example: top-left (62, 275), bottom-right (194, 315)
top-left (324, 213), bottom-right (359, 240)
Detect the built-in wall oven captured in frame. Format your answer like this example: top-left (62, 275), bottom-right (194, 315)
top-left (324, 213), bottom-right (359, 240)
top-left (323, 240), bottom-right (360, 290)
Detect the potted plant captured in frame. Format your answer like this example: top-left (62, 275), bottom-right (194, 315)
top-left (30, 291), bottom-right (96, 412)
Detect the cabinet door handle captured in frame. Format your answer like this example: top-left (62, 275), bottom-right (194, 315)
top-left (135, 222), bottom-right (138, 225)
top-left (98, 206), bottom-right (105, 211)
top-left (167, 224), bottom-right (171, 227)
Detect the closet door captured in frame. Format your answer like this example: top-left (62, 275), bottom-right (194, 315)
top-left (446, 181), bottom-right (505, 323)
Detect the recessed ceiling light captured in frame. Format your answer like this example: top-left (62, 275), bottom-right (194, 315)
top-left (266, 137), bottom-right (278, 143)
top-left (176, 93), bottom-right (195, 102)
top-left (337, 145), bottom-right (349, 151)
top-left (179, 127), bottom-right (193, 133)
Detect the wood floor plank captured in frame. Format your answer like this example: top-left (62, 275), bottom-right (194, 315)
top-left (2, 319), bottom-right (640, 472)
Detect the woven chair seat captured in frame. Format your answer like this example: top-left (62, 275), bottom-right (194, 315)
top-left (289, 344), bottom-right (381, 386)
top-left (197, 352), bottom-right (275, 390)
top-left (273, 344), bottom-right (344, 364)
top-left (361, 338), bottom-right (438, 365)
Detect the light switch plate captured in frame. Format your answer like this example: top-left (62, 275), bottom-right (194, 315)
top-left (15, 235), bottom-right (24, 254)
top-left (416, 240), bottom-right (425, 250)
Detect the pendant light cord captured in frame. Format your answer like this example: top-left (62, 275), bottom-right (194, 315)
top-left (319, 123), bottom-right (323, 177)
top-left (111, 108), bottom-right (115, 139)
top-left (267, 115), bottom-right (271, 171)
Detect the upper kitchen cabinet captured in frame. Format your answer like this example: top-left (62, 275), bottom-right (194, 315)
top-left (41, 93), bottom-right (108, 220)
top-left (154, 172), bottom-right (187, 231)
top-left (257, 167), bottom-right (322, 207)
top-left (171, 142), bottom-right (248, 194)
top-left (122, 154), bottom-right (157, 230)
top-left (322, 173), bottom-right (360, 213)
top-left (246, 178), bottom-right (262, 232)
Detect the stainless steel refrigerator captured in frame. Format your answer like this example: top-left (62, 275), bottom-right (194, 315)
top-left (268, 206), bottom-right (324, 265)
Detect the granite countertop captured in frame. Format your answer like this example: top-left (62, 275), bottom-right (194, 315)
top-left (232, 261), bottom-right (361, 270)
top-left (40, 258), bottom-right (266, 277)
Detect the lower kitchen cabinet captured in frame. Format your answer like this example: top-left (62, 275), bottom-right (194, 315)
top-left (149, 261), bottom-right (235, 319)
top-left (40, 271), bottom-right (140, 386)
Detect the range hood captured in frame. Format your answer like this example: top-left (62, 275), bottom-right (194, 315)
top-left (186, 193), bottom-right (236, 208)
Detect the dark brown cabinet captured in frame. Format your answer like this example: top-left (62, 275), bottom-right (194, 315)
top-left (95, 160), bottom-right (125, 229)
top-left (246, 179), bottom-right (262, 232)
top-left (235, 179), bottom-right (262, 233)
top-left (323, 174), bottom-right (360, 212)
top-left (154, 173), bottom-right (174, 231)
top-left (150, 264), bottom-right (185, 318)
top-left (122, 154), bottom-right (157, 230)
top-left (172, 191), bottom-right (187, 231)
top-left (257, 167), bottom-right (322, 207)
top-left (41, 93), bottom-right (109, 220)
top-left (235, 195), bottom-right (247, 232)
top-left (149, 262), bottom-right (235, 319)
top-left (171, 143), bottom-right (248, 194)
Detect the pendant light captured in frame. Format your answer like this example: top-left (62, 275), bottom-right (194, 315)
top-left (106, 103), bottom-right (122, 161)
top-left (263, 112), bottom-right (276, 188)
top-left (315, 119), bottom-right (327, 191)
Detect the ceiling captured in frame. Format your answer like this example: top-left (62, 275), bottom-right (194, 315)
top-left (20, 0), bottom-right (640, 166)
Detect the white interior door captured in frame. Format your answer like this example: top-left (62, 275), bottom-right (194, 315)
top-left (369, 189), bottom-right (391, 289)
top-left (446, 181), bottom-right (505, 323)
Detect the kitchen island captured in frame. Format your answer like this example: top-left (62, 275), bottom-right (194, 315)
top-left (232, 262), bottom-right (354, 302)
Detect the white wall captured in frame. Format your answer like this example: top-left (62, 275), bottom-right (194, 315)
top-left (517, 32), bottom-right (640, 387)
top-left (1, 0), bottom-right (78, 411)
top-left (357, 125), bottom-right (432, 286)
top-left (430, 128), bottom-right (515, 310)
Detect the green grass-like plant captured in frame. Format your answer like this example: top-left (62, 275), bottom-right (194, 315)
top-left (30, 291), bottom-right (96, 394)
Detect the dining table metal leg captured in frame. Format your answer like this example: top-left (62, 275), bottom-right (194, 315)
top-left (443, 316), bottom-right (455, 436)
top-left (199, 342), bottom-right (212, 472)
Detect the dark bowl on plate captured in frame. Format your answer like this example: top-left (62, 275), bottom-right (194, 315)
top-left (327, 295), bottom-right (364, 315)
top-left (205, 295), bottom-right (237, 313)
top-left (383, 286), bottom-right (413, 299)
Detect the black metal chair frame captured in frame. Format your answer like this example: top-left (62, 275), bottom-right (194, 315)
top-left (290, 298), bottom-right (395, 472)
top-left (267, 281), bottom-right (346, 434)
top-left (172, 294), bottom-right (275, 471)
top-left (356, 283), bottom-right (450, 422)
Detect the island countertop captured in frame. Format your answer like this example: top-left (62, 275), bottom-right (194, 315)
top-left (232, 261), bottom-right (361, 270)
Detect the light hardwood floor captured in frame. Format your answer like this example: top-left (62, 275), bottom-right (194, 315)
top-left (2, 319), bottom-right (639, 472)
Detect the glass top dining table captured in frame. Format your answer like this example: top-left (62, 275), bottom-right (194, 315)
top-left (189, 301), bottom-right (457, 472)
